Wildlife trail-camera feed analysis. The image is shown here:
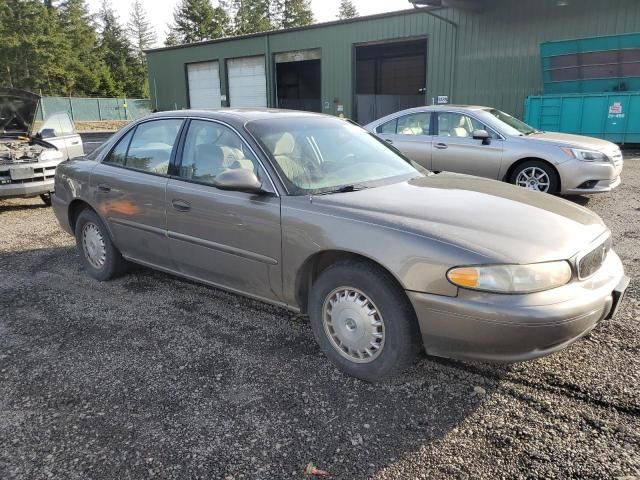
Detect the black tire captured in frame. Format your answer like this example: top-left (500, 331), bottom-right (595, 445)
top-left (40, 193), bottom-right (52, 206)
top-left (510, 160), bottom-right (560, 194)
top-left (308, 260), bottom-right (422, 382)
top-left (74, 208), bottom-right (128, 281)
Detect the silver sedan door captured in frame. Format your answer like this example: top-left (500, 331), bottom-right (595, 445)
top-left (431, 111), bottom-right (503, 178)
top-left (374, 112), bottom-right (433, 169)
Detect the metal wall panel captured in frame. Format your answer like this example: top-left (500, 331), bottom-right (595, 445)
top-left (147, 0), bottom-right (640, 120)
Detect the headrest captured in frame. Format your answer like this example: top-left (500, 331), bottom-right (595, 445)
top-left (273, 132), bottom-right (295, 156)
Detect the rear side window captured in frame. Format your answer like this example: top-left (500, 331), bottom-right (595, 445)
top-left (103, 119), bottom-right (183, 175)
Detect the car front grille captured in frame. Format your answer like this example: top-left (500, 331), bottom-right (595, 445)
top-left (0, 165), bottom-right (56, 184)
top-left (577, 236), bottom-right (612, 279)
top-left (608, 149), bottom-right (624, 167)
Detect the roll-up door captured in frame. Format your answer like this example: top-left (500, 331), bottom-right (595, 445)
top-left (187, 61), bottom-right (221, 109)
top-left (227, 56), bottom-right (267, 108)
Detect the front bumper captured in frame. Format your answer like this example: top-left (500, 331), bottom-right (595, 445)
top-left (0, 178), bottom-right (55, 198)
top-left (409, 250), bottom-right (628, 363)
top-left (558, 159), bottom-right (623, 194)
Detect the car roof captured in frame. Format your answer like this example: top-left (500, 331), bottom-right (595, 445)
top-left (364, 105), bottom-right (493, 127)
top-left (150, 108), bottom-right (333, 123)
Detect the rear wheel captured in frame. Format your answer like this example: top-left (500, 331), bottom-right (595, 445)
top-left (40, 193), bottom-right (52, 206)
top-left (510, 160), bottom-right (559, 194)
top-left (74, 208), bottom-right (128, 281)
top-left (308, 260), bottom-right (422, 382)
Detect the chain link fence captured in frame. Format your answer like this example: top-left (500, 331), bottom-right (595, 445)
top-left (36, 97), bottom-right (152, 122)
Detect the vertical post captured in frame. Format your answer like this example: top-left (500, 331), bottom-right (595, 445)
top-left (97, 98), bottom-right (102, 121)
top-left (68, 95), bottom-right (75, 122)
top-left (123, 96), bottom-right (128, 120)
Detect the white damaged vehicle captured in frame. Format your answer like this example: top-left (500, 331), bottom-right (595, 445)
top-left (0, 88), bottom-right (84, 205)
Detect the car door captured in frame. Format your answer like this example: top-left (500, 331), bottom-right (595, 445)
top-left (375, 112), bottom-right (433, 169)
top-left (166, 119), bottom-right (283, 303)
top-left (90, 118), bottom-right (184, 269)
top-left (38, 112), bottom-right (84, 159)
top-left (431, 111), bottom-right (504, 179)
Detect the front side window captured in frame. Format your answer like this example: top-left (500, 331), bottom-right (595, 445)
top-left (37, 112), bottom-right (76, 137)
top-left (396, 113), bottom-right (431, 136)
top-left (177, 120), bottom-right (260, 185)
top-left (103, 119), bottom-right (183, 175)
top-left (436, 112), bottom-right (492, 138)
top-left (246, 116), bottom-right (422, 195)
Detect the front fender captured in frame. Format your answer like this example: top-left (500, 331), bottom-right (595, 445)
top-left (280, 197), bottom-right (488, 307)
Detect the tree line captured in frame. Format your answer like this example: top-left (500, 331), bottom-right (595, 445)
top-left (165, 0), bottom-right (358, 46)
top-left (0, 0), bottom-right (359, 99)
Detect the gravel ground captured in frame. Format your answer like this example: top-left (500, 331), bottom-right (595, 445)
top-left (0, 153), bottom-right (639, 479)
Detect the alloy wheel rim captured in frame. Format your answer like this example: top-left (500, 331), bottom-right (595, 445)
top-left (322, 287), bottom-right (385, 363)
top-left (82, 222), bottom-right (107, 269)
top-left (516, 167), bottom-right (550, 192)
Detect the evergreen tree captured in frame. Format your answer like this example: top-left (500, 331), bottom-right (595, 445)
top-left (173, 0), bottom-right (229, 43)
top-left (128, 0), bottom-right (157, 58)
top-left (337, 0), bottom-right (358, 20)
top-left (57, 0), bottom-right (105, 95)
top-left (97, 0), bottom-right (146, 97)
top-left (280, 0), bottom-right (313, 29)
top-left (164, 25), bottom-right (181, 47)
top-left (233, 0), bottom-right (272, 35)
top-left (0, 0), bottom-right (68, 94)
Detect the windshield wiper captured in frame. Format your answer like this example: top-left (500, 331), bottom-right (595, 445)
top-left (313, 184), bottom-right (370, 195)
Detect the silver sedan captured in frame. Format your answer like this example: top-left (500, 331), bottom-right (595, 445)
top-left (365, 105), bottom-right (623, 195)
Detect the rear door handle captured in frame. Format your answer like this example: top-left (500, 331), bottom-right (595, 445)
top-left (97, 183), bottom-right (111, 193)
top-left (172, 199), bottom-right (191, 212)
top-left (435, 143), bottom-right (448, 150)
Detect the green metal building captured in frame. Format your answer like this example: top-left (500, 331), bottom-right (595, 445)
top-left (146, 0), bottom-right (640, 125)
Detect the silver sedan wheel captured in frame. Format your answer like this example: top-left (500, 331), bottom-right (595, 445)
top-left (515, 166), bottom-right (551, 192)
top-left (322, 287), bottom-right (385, 363)
top-left (81, 222), bottom-right (107, 269)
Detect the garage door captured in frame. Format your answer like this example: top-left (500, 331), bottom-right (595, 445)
top-left (227, 56), bottom-right (267, 108)
top-left (187, 61), bottom-right (221, 109)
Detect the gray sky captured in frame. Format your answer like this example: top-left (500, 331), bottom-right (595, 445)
top-left (86, 0), bottom-right (411, 46)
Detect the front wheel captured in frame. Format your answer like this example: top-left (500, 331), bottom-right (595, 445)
top-left (510, 160), bottom-right (559, 194)
top-left (308, 260), bottom-right (422, 382)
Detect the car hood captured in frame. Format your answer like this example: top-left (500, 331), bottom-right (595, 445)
top-left (523, 131), bottom-right (618, 152)
top-left (312, 173), bottom-right (608, 264)
top-left (0, 88), bottom-right (41, 137)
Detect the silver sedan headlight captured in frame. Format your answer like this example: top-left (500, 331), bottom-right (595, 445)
top-left (561, 147), bottom-right (607, 162)
top-left (447, 261), bottom-right (572, 294)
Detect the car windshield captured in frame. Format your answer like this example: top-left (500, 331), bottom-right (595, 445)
top-left (246, 116), bottom-right (423, 195)
top-left (485, 109), bottom-right (538, 136)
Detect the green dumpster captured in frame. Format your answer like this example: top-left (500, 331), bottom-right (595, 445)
top-left (525, 92), bottom-right (640, 144)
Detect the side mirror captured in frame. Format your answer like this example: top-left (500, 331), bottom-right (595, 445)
top-left (38, 128), bottom-right (57, 139)
top-left (472, 129), bottom-right (491, 145)
top-left (214, 168), bottom-right (264, 194)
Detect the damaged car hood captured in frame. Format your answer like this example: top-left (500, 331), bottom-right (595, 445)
top-left (0, 88), bottom-right (41, 137)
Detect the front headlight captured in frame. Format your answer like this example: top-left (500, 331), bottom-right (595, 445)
top-left (447, 261), bottom-right (572, 293)
top-left (561, 147), bottom-right (607, 162)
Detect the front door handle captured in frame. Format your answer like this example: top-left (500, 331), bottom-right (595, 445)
top-left (97, 183), bottom-right (111, 193)
top-left (385, 139), bottom-right (394, 144)
top-left (435, 143), bottom-right (448, 150)
top-left (71, 141), bottom-right (80, 145)
top-left (172, 199), bottom-right (191, 212)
